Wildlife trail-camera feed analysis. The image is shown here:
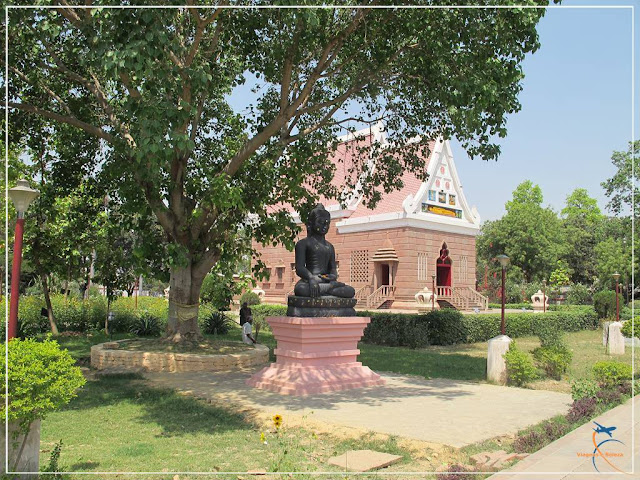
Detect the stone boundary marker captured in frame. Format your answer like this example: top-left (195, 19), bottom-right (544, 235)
top-left (91, 340), bottom-right (269, 373)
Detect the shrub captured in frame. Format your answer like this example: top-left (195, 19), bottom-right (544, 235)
top-left (359, 308), bottom-right (598, 347)
top-left (0, 338), bottom-right (86, 432)
top-left (532, 345), bottom-right (572, 380)
top-left (488, 302), bottom-right (533, 310)
top-left (571, 379), bottom-right (599, 401)
top-left (504, 343), bottom-right (538, 386)
top-left (424, 310), bottom-right (466, 345)
top-left (621, 319), bottom-right (637, 338)
top-left (130, 313), bottom-right (162, 337)
top-left (567, 283), bottom-right (592, 305)
top-left (200, 273), bottom-right (236, 310)
top-left (566, 397), bottom-right (597, 424)
top-left (240, 291), bottom-right (261, 306)
top-left (593, 290), bottom-right (624, 319)
top-left (435, 464), bottom-right (475, 480)
top-left (252, 304), bottom-right (287, 327)
top-left (595, 388), bottom-right (622, 407)
top-left (513, 430), bottom-right (546, 453)
top-left (201, 311), bottom-right (233, 335)
top-left (592, 361), bottom-right (633, 387)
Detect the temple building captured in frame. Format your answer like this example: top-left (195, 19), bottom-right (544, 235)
top-left (252, 124), bottom-right (487, 311)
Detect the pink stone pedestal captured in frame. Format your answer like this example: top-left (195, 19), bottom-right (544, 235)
top-left (246, 316), bottom-right (385, 396)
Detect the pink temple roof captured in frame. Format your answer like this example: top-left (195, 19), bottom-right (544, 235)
top-left (269, 136), bottom-right (435, 219)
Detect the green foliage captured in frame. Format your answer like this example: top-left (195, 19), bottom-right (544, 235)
top-left (488, 302), bottom-right (533, 310)
top-left (361, 308), bottom-right (597, 347)
top-left (423, 310), bottom-right (467, 346)
top-left (570, 379), bottom-right (599, 402)
top-left (477, 181), bottom-right (565, 284)
top-left (0, 338), bottom-right (86, 432)
top-left (201, 311), bottom-right (234, 335)
top-left (601, 141), bottom-right (640, 220)
top-left (109, 297), bottom-right (169, 333)
top-left (593, 290), bottom-right (624, 319)
top-left (239, 291), bottom-right (261, 307)
top-left (532, 345), bottom-right (572, 380)
top-left (561, 188), bottom-right (603, 284)
top-left (621, 319), bottom-right (637, 338)
top-left (200, 274), bottom-right (234, 310)
top-left (42, 440), bottom-right (64, 479)
top-left (129, 313), bottom-right (162, 337)
top-left (10, 6), bottom-right (549, 340)
top-left (14, 295), bottom-right (168, 335)
top-left (567, 283), bottom-right (592, 305)
top-left (251, 304), bottom-right (287, 328)
top-left (594, 237), bottom-right (633, 291)
top-left (549, 263), bottom-right (571, 293)
top-left (592, 361), bottom-right (633, 387)
top-left (504, 342), bottom-right (538, 387)
top-left (536, 323), bottom-right (566, 349)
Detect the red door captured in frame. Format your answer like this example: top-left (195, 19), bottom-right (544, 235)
top-left (437, 264), bottom-right (452, 294)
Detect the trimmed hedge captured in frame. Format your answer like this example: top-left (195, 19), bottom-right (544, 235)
top-left (489, 302), bottom-right (533, 310)
top-left (360, 307), bottom-right (598, 348)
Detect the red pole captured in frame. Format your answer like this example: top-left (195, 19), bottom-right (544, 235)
top-left (616, 280), bottom-right (620, 322)
top-left (8, 217), bottom-right (25, 339)
top-left (500, 266), bottom-right (506, 335)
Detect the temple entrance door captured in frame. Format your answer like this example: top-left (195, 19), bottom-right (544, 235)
top-left (436, 241), bottom-right (453, 295)
top-left (380, 264), bottom-right (390, 287)
top-left (374, 262), bottom-right (393, 289)
top-left (437, 264), bottom-right (451, 290)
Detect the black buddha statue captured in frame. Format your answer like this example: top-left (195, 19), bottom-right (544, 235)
top-left (287, 204), bottom-right (357, 317)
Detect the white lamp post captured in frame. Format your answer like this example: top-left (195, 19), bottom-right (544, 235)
top-left (8, 179), bottom-right (39, 339)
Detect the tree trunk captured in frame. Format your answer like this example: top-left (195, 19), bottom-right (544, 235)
top-left (105, 296), bottom-right (111, 336)
top-left (165, 264), bottom-right (204, 344)
top-left (40, 273), bottom-right (58, 335)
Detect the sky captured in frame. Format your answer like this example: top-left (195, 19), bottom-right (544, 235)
top-left (449, 1), bottom-right (638, 221)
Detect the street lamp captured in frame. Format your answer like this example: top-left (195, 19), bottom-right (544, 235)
top-left (496, 255), bottom-right (510, 335)
top-left (8, 179), bottom-right (39, 339)
top-left (431, 274), bottom-right (436, 311)
top-left (542, 279), bottom-right (547, 313)
top-left (613, 272), bottom-right (621, 323)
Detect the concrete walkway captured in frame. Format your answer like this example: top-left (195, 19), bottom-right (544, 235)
top-left (488, 395), bottom-right (639, 479)
top-left (143, 368), bottom-right (571, 448)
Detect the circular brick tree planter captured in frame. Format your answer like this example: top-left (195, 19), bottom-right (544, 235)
top-left (91, 340), bottom-right (269, 373)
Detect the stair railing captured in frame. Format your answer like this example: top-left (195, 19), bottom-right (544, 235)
top-left (366, 285), bottom-right (396, 309)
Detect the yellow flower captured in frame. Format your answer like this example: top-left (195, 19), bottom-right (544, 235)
top-left (260, 432), bottom-right (267, 444)
top-left (273, 414), bottom-right (283, 429)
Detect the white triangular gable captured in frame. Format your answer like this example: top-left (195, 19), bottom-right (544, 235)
top-left (405, 138), bottom-right (481, 227)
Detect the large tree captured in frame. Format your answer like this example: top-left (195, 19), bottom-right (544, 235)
top-left (560, 188), bottom-right (603, 285)
top-left (477, 181), bottom-right (564, 283)
top-left (8, 2), bottom-right (549, 342)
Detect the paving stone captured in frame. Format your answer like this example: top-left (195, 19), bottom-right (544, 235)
top-left (470, 452), bottom-right (492, 465)
top-left (327, 449), bottom-right (402, 472)
top-left (491, 453), bottom-right (529, 469)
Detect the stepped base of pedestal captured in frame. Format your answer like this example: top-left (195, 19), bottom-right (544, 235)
top-left (247, 362), bottom-right (386, 396)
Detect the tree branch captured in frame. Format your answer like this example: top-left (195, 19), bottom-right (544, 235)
top-left (118, 72), bottom-right (142, 99)
top-left (8, 102), bottom-right (114, 143)
top-left (222, 8), bottom-right (372, 178)
top-left (9, 66), bottom-right (73, 116)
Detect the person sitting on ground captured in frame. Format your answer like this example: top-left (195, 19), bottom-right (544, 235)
top-left (239, 302), bottom-right (252, 326)
top-left (242, 316), bottom-right (257, 345)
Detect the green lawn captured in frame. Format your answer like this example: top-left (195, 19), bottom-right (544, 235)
top-left (41, 374), bottom-right (451, 478)
top-left (38, 324), bottom-right (636, 477)
top-left (50, 324), bottom-right (635, 393)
